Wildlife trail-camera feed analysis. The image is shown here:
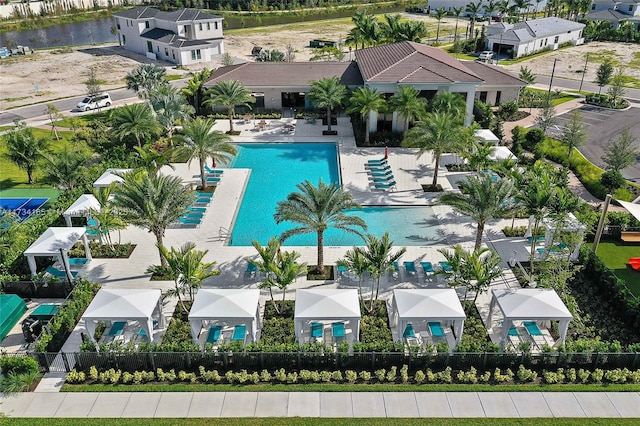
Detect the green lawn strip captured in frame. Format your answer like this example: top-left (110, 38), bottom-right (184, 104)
top-left (0, 188), bottom-right (60, 202)
top-left (596, 241), bottom-right (640, 296)
top-left (55, 111), bottom-right (110, 128)
top-left (61, 383), bottom-right (640, 392)
top-left (6, 419), bottom-right (634, 426)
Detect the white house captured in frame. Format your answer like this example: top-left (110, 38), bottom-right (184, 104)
top-left (586, 0), bottom-right (640, 29)
top-left (486, 17), bottom-right (585, 58)
top-left (113, 7), bottom-right (224, 66)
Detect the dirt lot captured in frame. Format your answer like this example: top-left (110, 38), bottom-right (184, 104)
top-left (1, 13), bottom-right (639, 111)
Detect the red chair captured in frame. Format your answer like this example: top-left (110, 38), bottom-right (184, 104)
top-left (629, 258), bottom-right (640, 271)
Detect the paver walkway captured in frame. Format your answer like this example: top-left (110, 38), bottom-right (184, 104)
top-left (2, 391), bottom-right (640, 418)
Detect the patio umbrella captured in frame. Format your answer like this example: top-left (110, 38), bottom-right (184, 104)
top-left (384, 146), bottom-right (388, 159)
top-left (212, 158), bottom-right (217, 168)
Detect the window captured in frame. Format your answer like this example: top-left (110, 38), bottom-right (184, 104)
top-left (479, 91), bottom-right (488, 103)
top-left (165, 48), bottom-right (168, 56)
top-left (540, 40), bottom-right (543, 47)
top-left (122, 35), bottom-right (126, 45)
top-left (116, 19), bottom-right (120, 30)
top-left (554, 35), bottom-right (559, 43)
top-left (207, 22), bottom-right (210, 30)
top-left (147, 41), bottom-right (153, 53)
top-left (145, 21), bottom-right (149, 29)
top-left (215, 22), bottom-right (218, 30)
top-left (629, 5), bottom-right (633, 12)
top-left (191, 49), bottom-right (202, 60)
top-left (545, 39), bottom-right (548, 46)
top-left (495, 91), bottom-right (502, 105)
top-left (199, 23), bottom-right (203, 31)
top-left (172, 50), bottom-right (175, 59)
top-left (591, 4), bottom-right (595, 10)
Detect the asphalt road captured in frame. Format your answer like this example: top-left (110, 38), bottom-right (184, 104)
top-left (537, 75), bottom-right (640, 102)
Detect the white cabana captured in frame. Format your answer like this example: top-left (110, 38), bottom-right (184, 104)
top-left (62, 194), bottom-right (100, 227)
top-left (541, 212), bottom-right (586, 261)
top-left (488, 288), bottom-right (573, 347)
top-left (93, 168), bottom-right (131, 188)
top-left (391, 289), bottom-right (466, 347)
top-left (188, 289), bottom-right (261, 347)
top-left (488, 146), bottom-right (517, 161)
top-left (475, 129), bottom-right (499, 145)
top-left (294, 288), bottom-right (361, 341)
top-left (618, 200), bottom-right (640, 222)
top-left (23, 227), bottom-right (91, 281)
top-left (82, 289), bottom-right (164, 343)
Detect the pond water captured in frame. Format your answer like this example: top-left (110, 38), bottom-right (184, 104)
top-left (0, 17), bottom-right (116, 49)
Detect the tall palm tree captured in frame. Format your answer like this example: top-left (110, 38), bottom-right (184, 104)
top-left (337, 247), bottom-right (369, 301)
top-left (113, 171), bottom-right (194, 267)
top-left (345, 11), bottom-right (379, 49)
top-left (149, 85), bottom-right (195, 139)
top-left (308, 77), bottom-right (347, 133)
top-left (4, 124), bottom-right (47, 184)
top-left (464, 247), bottom-right (503, 305)
top-left (430, 91), bottom-right (467, 123)
top-left (347, 87), bottom-right (386, 144)
top-left (465, 1), bottom-right (483, 37)
top-left (439, 173), bottom-right (516, 250)
top-left (434, 8), bottom-right (448, 43)
top-left (204, 80), bottom-right (255, 133)
top-left (248, 237), bottom-right (281, 311)
top-left (274, 179), bottom-right (366, 273)
top-left (403, 112), bottom-right (461, 187)
top-left (41, 148), bottom-right (90, 190)
top-left (173, 117), bottom-right (237, 190)
top-left (181, 68), bottom-right (213, 113)
top-left (263, 249), bottom-right (307, 312)
top-left (483, 0), bottom-right (499, 19)
top-left (110, 103), bottom-right (161, 148)
top-left (513, 0), bottom-right (533, 20)
top-left (462, 140), bottom-right (496, 173)
top-left (380, 14), bottom-right (403, 43)
top-left (358, 233), bottom-right (406, 312)
top-left (125, 63), bottom-right (168, 99)
top-left (133, 145), bottom-right (176, 174)
top-left (452, 6), bottom-right (464, 42)
top-left (389, 86), bottom-right (425, 139)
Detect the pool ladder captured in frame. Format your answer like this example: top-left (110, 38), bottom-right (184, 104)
top-left (219, 226), bottom-right (231, 241)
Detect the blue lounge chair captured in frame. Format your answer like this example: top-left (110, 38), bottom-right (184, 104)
top-left (372, 176), bottom-right (394, 183)
top-left (68, 258), bottom-right (88, 266)
top-left (206, 325), bottom-right (222, 343)
top-left (195, 191), bottom-right (214, 198)
top-left (404, 261), bottom-right (417, 278)
top-left (244, 262), bottom-right (257, 280)
top-left (188, 206), bottom-right (207, 213)
top-left (390, 261), bottom-right (400, 280)
top-left (194, 197), bottom-right (211, 205)
top-left (311, 322), bottom-right (323, 339)
top-left (183, 212), bottom-right (204, 219)
top-left (179, 217), bottom-right (201, 226)
top-left (523, 321), bottom-right (543, 336)
top-left (508, 325), bottom-right (519, 336)
top-left (367, 157), bottom-right (387, 165)
top-left (403, 323), bottom-right (416, 339)
top-left (205, 176), bottom-right (222, 183)
top-left (337, 265), bottom-right (349, 281)
top-left (332, 322), bottom-right (346, 339)
top-left (428, 322), bottom-right (444, 337)
top-left (204, 166), bottom-right (224, 175)
top-left (421, 262), bottom-right (434, 280)
top-left (439, 261), bottom-right (453, 273)
top-left (231, 324), bottom-right (247, 342)
top-left (374, 180), bottom-right (397, 189)
top-left (45, 266), bottom-right (78, 278)
top-left (370, 169), bottom-right (393, 177)
top-left (108, 321), bottom-right (126, 336)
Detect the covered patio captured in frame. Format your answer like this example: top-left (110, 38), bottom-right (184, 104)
top-left (294, 288), bottom-right (361, 344)
top-left (188, 289), bottom-right (261, 348)
top-left (93, 168), bottom-right (131, 188)
top-left (82, 288), bottom-right (164, 345)
top-left (23, 227), bottom-right (92, 281)
top-left (62, 194), bottom-right (100, 227)
top-left (526, 213), bottom-right (586, 261)
top-left (391, 289), bottom-right (466, 349)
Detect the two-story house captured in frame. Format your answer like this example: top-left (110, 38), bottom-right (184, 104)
top-left (586, 0), bottom-right (640, 30)
top-left (113, 7), bottom-right (224, 66)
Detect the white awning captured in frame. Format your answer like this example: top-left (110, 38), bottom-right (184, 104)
top-left (23, 227), bottom-right (91, 279)
top-left (475, 129), bottom-right (499, 145)
top-left (294, 289), bottom-right (361, 341)
top-left (93, 168), bottom-right (131, 188)
top-left (62, 194), bottom-right (100, 226)
top-left (618, 200), bottom-right (640, 223)
top-left (488, 146), bottom-right (517, 161)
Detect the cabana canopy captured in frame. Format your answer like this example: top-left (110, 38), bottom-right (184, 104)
top-left (93, 168), bottom-right (131, 188)
top-left (62, 194), bottom-right (100, 227)
top-left (392, 289), bottom-right (466, 347)
top-left (294, 289), bottom-right (361, 341)
top-left (488, 146), bottom-right (517, 161)
top-left (475, 129), bottom-right (499, 145)
top-left (488, 288), bottom-right (573, 347)
top-left (188, 289), bottom-right (261, 346)
top-left (23, 227), bottom-right (91, 280)
top-left (82, 289), bottom-right (163, 343)
top-left (618, 200), bottom-right (640, 222)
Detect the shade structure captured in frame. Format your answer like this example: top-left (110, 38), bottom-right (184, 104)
top-left (23, 227), bottom-right (91, 281)
top-left (618, 200), bottom-right (640, 223)
top-left (294, 289), bottom-right (361, 341)
top-left (82, 289), bottom-right (163, 343)
top-left (392, 289), bottom-right (466, 347)
top-left (188, 289), bottom-right (261, 347)
top-left (475, 129), bottom-right (499, 145)
top-left (62, 194), bottom-right (101, 227)
top-left (488, 288), bottom-right (573, 347)
top-left (93, 168), bottom-right (131, 188)
top-left (541, 212), bottom-right (586, 261)
top-left (488, 146), bottom-right (517, 161)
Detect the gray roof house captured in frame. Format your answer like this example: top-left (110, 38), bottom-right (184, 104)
top-left (586, 0), bottom-right (640, 29)
top-left (113, 7), bottom-right (224, 66)
top-left (205, 41), bottom-right (525, 131)
top-left (486, 17), bottom-right (585, 58)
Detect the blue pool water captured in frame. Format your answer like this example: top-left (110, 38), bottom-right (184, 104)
top-left (0, 198), bottom-right (49, 222)
top-left (229, 143), bottom-right (443, 246)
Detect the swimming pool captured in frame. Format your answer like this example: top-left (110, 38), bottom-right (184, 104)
top-left (0, 197), bottom-right (49, 222)
top-left (229, 143), bottom-right (443, 246)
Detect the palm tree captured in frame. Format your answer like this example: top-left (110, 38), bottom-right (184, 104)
top-left (389, 86), bottom-right (425, 139)
top-left (439, 173), bottom-right (516, 250)
top-left (430, 91), bottom-right (467, 123)
top-left (204, 80), bottom-right (255, 133)
top-left (308, 77), bottom-right (347, 133)
top-left (452, 6), bottom-right (464, 42)
top-left (462, 140), bottom-right (496, 173)
top-left (125, 64), bottom-right (168, 99)
top-left (561, 110), bottom-right (588, 162)
top-left (133, 145), bottom-right (175, 174)
top-left (149, 85), bottom-right (195, 139)
top-left (248, 237), bottom-right (280, 310)
top-left (337, 247), bottom-right (369, 301)
top-left (156, 242), bottom-right (218, 313)
top-left (380, 14), bottom-right (403, 43)
top-left (173, 117), bottom-right (237, 190)
top-left (513, 0), bottom-right (532, 20)
top-left (4, 124), bottom-right (47, 184)
top-left (346, 87), bottom-right (386, 144)
top-left (464, 247), bottom-right (503, 305)
top-left (274, 179), bottom-right (366, 273)
top-left (465, 1), bottom-right (483, 37)
top-left (434, 8), bottom-right (448, 43)
top-left (110, 103), bottom-right (161, 148)
top-left (181, 68), bottom-right (213, 113)
top-left (113, 171), bottom-right (194, 267)
top-left (403, 112), bottom-right (461, 187)
top-left (359, 233), bottom-right (406, 312)
top-left (345, 11), bottom-right (379, 49)
top-left (41, 148), bottom-right (90, 190)
top-left (483, 0), bottom-right (499, 19)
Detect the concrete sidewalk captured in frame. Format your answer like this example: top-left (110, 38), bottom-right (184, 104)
top-left (2, 391), bottom-right (639, 418)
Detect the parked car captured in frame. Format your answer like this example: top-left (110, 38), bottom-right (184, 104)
top-left (76, 92), bottom-right (112, 111)
top-left (477, 51), bottom-right (494, 61)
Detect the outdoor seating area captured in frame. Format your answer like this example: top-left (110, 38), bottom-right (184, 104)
top-left (24, 227), bottom-right (92, 281)
top-left (294, 289), bottom-right (361, 345)
top-left (177, 191), bottom-right (215, 227)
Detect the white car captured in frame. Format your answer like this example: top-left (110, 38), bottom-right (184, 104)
top-left (478, 51), bottom-right (494, 61)
top-left (76, 92), bottom-right (112, 111)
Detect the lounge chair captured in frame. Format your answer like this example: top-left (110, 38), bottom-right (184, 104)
top-left (194, 197), bottom-right (211, 205)
top-left (68, 257), bottom-right (89, 266)
top-left (523, 321), bottom-right (547, 348)
top-left (204, 166), bottom-right (224, 175)
top-left (390, 261), bottom-right (400, 280)
top-left (439, 261), bottom-right (453, 273)
top-left (244, 262), bottom-right (257, 280)
top-left (404, 261), bottom-right (417, 279)
top-left (370, 169), bottom-right (393, 177)
top-left (403, 323), bottom-right (416, 339)
top-left (107, 321), bottom-right (126, 336)
top-left (372, 176), bottom-right (394, 183)
top-left (526, 236), bottom-right (545, 243)
top-left (374, 180), bottom-right (397, 190)
top-left (45, 266), bottom-right (78, 278)
top-left (366, 157), bottom-right (387, 165)
top-left (428, 322), bottom-right (445, 337)
top-left (183, 212), bottom-right (204, 219)
top-left (205, 176), bottom-right (222, 183)
top-left (231, 324), bottom-right (247, 342)
top-left (311, 322), bottom-right (323, 340)
top-left (178, 217), bottom-right (201, 226)
top-left (187, 206), bottom-right (207, 213)
top-left (332, 322), bottom-right (346, 340)
top-left (337, 265), bottom-right (349, 281)
top-left (195, 191), bottom-right (214, 198)
top-left (421, 262), bottom-right (434, 280)
top-left (366, 163), bottom-right (391, 171)
top-left (206, 325), bottom-right (222, 344)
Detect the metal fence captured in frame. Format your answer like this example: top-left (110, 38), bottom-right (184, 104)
top-left (26, 351), bottom-right (640, 374)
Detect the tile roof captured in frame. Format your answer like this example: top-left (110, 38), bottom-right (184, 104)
top-left (462, 61), bottom-right (526, 87)
top-left (354, 41), bottom-right (482, 84)
top-left (205, 61), bottom-right (363, 87)
top-left (114, 7), bottom-right (221, 21)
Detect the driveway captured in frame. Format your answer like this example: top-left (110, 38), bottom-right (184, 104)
top-left (551, 105), bottom-right (640, 183)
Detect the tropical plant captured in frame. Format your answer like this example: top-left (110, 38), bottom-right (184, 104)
top-left (434, 8), bottom-right (448, 43)
top-left (452, 6), bottom-right (464, 42)
top-left (600, 169), bottom-right (626, 194)
top-left (181, 68), bottom-right (213, 112)
top-left (560, 110), bottom-right (588, 162)
top-left (149, 85), bottom-right (195, 139)
top-left (44, 103), bottom-right (62, 141)
top-left (595, 59), bottom-right (614, 95)
top-left (256, 49), bottom-right (285, 62)
top-left (41, 147), bottom-right (90, 190)
top-left (125, 64), bottom-right (168, 99)
top-left (173, 117), bottom-right (236, 190)
top-left (113, 171), bottom-right (194, 267)
top-left (534, 99), bottom-right (557, 135)
top-left (462, 140), bottom-right (495, 173)
top-left (247, 237), bottom-right (280, 310)
top-left (156, 242), bottom-right (219, 313)
top-left (513, 0), bottom-right (532, 20)
top-left (308, 77), bottom-right (347, 133)
top-left (4, 122), bottom-right (47, 184)
top-left (379, 14), bottom-right (426, 43)
top-left (430, 91), bottom-right (467, 123)
top-left (439, 173), bottom-right (516, 250)
top-left (483, 0), bottom-right (499, 19)
top-left (133, 145), bottom-right (175, 174)
top-left (345, 10), bottom-right (379, 49)
top-left (607, 67), bottom-right (627, 108)
top-left (87, 206), bottom-right (127, 250)
top-left (389, 86), bottom-right (425, 139)
top-left (337, 247), bottom-right (369, 300)
top-left (274, 180), bottom-right (366, 273)
top-left (519, 66), bottom-right (536, 85)
top-left (347, 87), bottom-right (386, 144)
top-left (602, 128), bottom-right (638, 172)
top-left (109, 102), bottom-right (162, 148)
top-left (204, 80), bottom-right (255, 133)
top-left (463, 247), bottom-right (504, 305)
top-left (465, 1), bottom-right (483, 37)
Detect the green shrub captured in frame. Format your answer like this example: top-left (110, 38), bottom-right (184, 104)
top-left (457, 367), bottom-right (478, 384)
top-left (359, 370), bottom-right (371, 382)
top-left (600, 169), bottom-right (625, 193)
top-left (525, 128), bottom-right (545, 148)
top-left (414, 370), bottom-right (425, 384)
top-left (516, 365), bottom-right (537, 382)
top-left (0, 355), bottom-right (39, 375)
top-left (497, 101), bottom-right (519, 120)
top-left (345, 370), bottom-right (358, 383)
top-left (65, 368), bottom-right (86, 384)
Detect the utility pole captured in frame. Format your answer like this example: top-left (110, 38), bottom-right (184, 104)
top-left (579, 53), bottom-right (589, 92)
top-left (548, 58), bottom-right (558, 96)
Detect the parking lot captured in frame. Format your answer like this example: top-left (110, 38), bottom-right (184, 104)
top-left (551, 105), bottom-right (640, 184)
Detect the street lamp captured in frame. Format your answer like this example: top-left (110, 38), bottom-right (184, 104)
top-left (579, 53), bottom-right (589, 92)
top-left (548, 58), bottom-right (558, 97)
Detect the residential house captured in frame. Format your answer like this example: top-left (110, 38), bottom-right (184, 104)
top-left (586, 0), bottom-right (640, 29)
top-left (113, 7), bottom-right (224, 66)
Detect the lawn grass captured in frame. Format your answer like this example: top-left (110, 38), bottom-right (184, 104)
top-left (596, 241), bottom-right (640, 296)
top-left (6, 419), bottom-right (635, 425)
top-left (523, 87), bottom-right (580, 106)
top-left (0, 188), bottom-right (60, 202)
